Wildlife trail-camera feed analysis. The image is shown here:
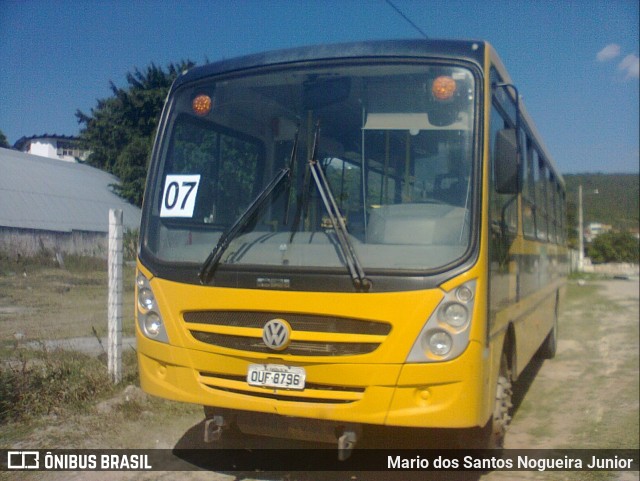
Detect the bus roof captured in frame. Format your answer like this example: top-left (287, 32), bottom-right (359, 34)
top-left (174, 39), bottom-right (486, 88)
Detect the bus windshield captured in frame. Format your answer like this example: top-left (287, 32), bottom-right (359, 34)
top-left (143, 62), bottom-right (477, 274)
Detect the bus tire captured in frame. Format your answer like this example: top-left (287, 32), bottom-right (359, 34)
top-left (466, 352), bottom-right (513, 448)
top-left (489, 353), bottom-right (513, 448)
top-left (493, 375), bottom-right (512, 445)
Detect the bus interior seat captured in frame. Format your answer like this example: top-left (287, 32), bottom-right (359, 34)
top-left (367, 203), bottom-right (467, 245)
top-left (433, 174), bottom-right (465, 206)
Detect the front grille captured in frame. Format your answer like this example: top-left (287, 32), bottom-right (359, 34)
top-left (183, 310), bottom-right (391, 356)
top-left (190, 331), bottom-right (380, 356)
top-left (198, 370), bottom-right (366, 404)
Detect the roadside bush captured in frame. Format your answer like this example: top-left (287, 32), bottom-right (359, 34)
top-left (588, 231), bottom-right (640, 264)
top-left (0, 348), bottom-right (138, 424)
top-left (62, 255), bottom-right (107, 272)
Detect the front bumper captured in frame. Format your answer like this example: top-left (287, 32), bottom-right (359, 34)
top-left (137, 333), bottom-right (487, 429)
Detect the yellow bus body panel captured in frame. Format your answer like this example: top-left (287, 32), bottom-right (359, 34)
top-left (136, 262), bottom-right (493, 429)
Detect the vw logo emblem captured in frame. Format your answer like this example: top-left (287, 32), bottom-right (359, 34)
top-left (262, 318), bottom-right (292, 351)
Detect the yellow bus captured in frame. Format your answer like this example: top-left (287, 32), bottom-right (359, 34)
top-left (135, 39), bottom-right (567, 454)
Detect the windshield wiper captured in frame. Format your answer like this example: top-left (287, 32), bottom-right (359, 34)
top-left (199, 132), bottom-right (299, 284)
top-left (306, 123), bottom-right (371, 292)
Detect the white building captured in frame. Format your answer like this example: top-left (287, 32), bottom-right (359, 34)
top-left (585, 222), bottom-right (612, 243)
top-left (13, 134), bottom-right (90, 162)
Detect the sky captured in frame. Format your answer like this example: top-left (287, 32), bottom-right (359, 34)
top-left (0, 0), bottom-right (638, 174)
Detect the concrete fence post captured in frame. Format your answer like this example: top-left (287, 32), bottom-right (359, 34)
top-left (108, 209), bottom-right (123, 384)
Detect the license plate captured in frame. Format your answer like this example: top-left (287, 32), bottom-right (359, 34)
top-left (247, 364), bottom-right (306, 390)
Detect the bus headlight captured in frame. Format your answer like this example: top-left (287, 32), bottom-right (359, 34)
top-left (455, 285), bottom-right (474, 303)
top-left (138, 287), bottom-right (155, 311)
top-left (406, 279), bottom-right (476, 363)
top-left (136, 272), bottom-right (169, 343)
top-left (144, 313), bottom-right (163, 338)
top-left (427, 330), bottom-right (452, 356)
top-left (440, 302), bottom-right (468, 328)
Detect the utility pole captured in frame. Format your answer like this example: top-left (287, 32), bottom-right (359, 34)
top-left (578, 185), bottom-right (584, 272)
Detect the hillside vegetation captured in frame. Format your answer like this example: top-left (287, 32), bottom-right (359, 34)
top-left (564, 173), bottom-right (639, 233)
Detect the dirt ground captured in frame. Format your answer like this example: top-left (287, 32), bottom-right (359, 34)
top-left (1, 277), bottom-right (638, 481)
top-left (483, 278), bottom-right (639, 481)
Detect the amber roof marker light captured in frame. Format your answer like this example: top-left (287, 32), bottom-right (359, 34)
top-left (192, 94), bottom-right (212, 116)
top-left (432, 76), bottom-right (457, 101)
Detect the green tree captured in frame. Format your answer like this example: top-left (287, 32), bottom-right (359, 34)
top-left (76, 61), bottom-right (194, 206)
top-left (113, 135), bottom-right (152, 206)
top-left (588, 231), bottom-right (639, 264)
top-left (0, 130), bottom-right (9, 148)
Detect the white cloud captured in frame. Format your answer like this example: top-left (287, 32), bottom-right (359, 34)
top-left (618, 54), bottom-right (640, 79)
top-left (596, 43), bottom-right (621, 62)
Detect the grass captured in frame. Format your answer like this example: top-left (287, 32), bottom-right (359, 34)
top-left (0, 344), bottom-right (201, 450)
top-left (551, 281), bottom-right (638, 448)
top-left (0, 347), bottom-right (138, 425)
top-left (0, 253), bottom-right (136, 342)
top-left (0, 253), bottom-right (203, 454)
top-left (0, 253), bottom-right (140, 444)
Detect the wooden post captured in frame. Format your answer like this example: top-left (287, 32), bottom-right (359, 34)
top-left (108, 209), bottom-right (123, 384)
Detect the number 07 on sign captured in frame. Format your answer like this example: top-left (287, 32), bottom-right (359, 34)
top-left (160, 174), bottom-right (201, 218)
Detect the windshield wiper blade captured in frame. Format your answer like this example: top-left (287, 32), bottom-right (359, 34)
top-left (282, 131), bottom-right (299, 226)
top-left (306, 123), bottom-right (371, 292)
top-left (199, 132), bottom-right (299, 284)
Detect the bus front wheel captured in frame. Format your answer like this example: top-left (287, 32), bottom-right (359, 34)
top-left (465, 352), bottom-right (513, 448)
top-left (490, 353), bottom-right (513, 447)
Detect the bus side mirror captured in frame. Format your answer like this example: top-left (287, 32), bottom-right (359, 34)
top-left (495, 128), bottom-right (520, 195)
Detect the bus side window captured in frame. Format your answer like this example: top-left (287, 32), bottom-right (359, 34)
top-left (522, 136), bottom-right (537, 238)
top-left (534, 153), bottom-right (548, 241)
